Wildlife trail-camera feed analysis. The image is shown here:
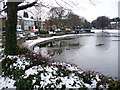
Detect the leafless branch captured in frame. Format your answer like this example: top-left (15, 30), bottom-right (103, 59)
top-left (17, 0), bottom-right (38, 11)
top-left (61, 0), bottom-right (74, 8)
top-left (35, 2), bottom-right (50, 8)
top-left (68, 0), bottom-right (83, 10)
top-left (89, 0), bottom-right (96, 6)
top-left (54, 0), bottom-right (64, 8)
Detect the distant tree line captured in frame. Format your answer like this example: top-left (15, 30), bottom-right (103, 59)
top-left (46, 7), bottom-right (91, 31)
top-left (91, 16), bottom-right (120, 29)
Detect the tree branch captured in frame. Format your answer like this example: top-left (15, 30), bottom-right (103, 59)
top-left (0, 2), bottom-right (22, 13)
top-left (89, 0), bottom-right (95, 6)
top-left (16, 2), bottom-right (23, 5)
top-left (17, 0), bottom-right (38, 11)
top-left (54, 0), bottom-right (63, 8)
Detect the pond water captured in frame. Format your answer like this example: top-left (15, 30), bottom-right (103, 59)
top-left (34, 33), bottom-right (119, 78)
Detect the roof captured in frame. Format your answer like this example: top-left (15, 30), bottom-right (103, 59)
top-left (22, 17), bottom-right (35, 21)
top-left (0, 15), bottom-right (6, 19)
top-left (110, 22), bottom-right (116, 24)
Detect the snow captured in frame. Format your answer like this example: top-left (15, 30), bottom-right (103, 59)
top-left (0, 15), bottom-right (6, 18)
top-left (19, 60), bottom-right (100, 88)
top-left (0, 43), bottom-right (2, 47)
top-left (91, 29), bottom-right (119, 33)
top-left (22, 17), bottom-right (35, 21)
top-left (49, 31), bottom-right (56, 34)
top-left (22, 34), bottom-right (82, 51)
top-left (0, 33), bottom-right (119, 89)
top-left (24, 66), bottom-right (39, 78)
top-left (52, 62), bottom-right (81, 72)
top-left (17, 33), bottom-right (25, 39)
top-left (25, 65), bottom-right (79, 88)
top-left (0, 54), bottom-right (101, 89)
top-left (30, 32), bottom-right (36, 36)
top-left (0, 76), bottom-right (16, 89)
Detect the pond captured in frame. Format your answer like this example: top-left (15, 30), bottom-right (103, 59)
top-left (34, 33), bottom-right (119, 78)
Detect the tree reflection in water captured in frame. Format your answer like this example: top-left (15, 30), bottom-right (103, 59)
top-left (33, 38), bottom-right (80, 58)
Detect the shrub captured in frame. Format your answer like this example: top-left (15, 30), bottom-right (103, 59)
top-left (55, 30), bottom-right (72, 34)
top-left (35, 30), bottom-right (49, 34)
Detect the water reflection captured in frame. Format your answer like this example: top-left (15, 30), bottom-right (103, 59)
top-left (118, 42), bottom-right (120, 80)
top-left (33, 38), bottom-right (81, 58)
top-left (95, 33), bottom-right (110, 51)
top-left (34, 33), bottom-right (119, 78)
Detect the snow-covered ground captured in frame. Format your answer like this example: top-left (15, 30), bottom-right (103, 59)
top-left (91, 29), bottom-right (119, 33)
top-left (0, 76), bottom-right (16, 89)
top-left (0, 33), bottom-right (119, 89)
top-left (22, 34), bottom-right (92, 52)
top-left (0, 55), bottom-right (102, 89)
top-left (22, 31), bottom-right (119, 53)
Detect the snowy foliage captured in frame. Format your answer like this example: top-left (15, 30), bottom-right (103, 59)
top-left (0, 34), bottom-right (120, 89)
top-left (0, 53), bottom-right (120, 89)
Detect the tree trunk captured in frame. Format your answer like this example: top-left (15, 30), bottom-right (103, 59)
top-left (5, 2), bottom-right (18, 55)
top-left (38, 20), bottom-right (40, 33)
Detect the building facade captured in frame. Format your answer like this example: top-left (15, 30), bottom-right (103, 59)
top-left (0, 16), bottom-right (6, 34)
top-left (0, 16), bottom-right (36, 32)
top-left (22, 18), bottom-right (35, 31)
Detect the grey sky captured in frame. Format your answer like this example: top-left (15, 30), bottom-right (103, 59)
top-left (42, 0), bottom-right (119, 22)
top-left (78, 0), bottom-right (119, 22)
top-left (18, 0), bottom-right (119, 22)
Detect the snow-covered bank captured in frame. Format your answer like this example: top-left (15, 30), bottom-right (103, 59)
top-left (23, 34), bottom-right (77, 51)
top-left (0, 55), bottom-right (112, 89)
top-left (22, 32), bottom-right (119, 53)
top-left (1, 54), bottom-right (119, 89)
top-left (91, 29), bottom-right (119, 33)
top-left (0, 34), bottom-right (120, 89)
top-left (22, 34), bottom-right (93, 52)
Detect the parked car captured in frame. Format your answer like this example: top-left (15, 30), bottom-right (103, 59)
top-left (17, 29), bottom-right (22, 32)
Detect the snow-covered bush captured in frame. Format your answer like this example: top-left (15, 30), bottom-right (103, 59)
top-left (0, 49), bottom-right (120, 89)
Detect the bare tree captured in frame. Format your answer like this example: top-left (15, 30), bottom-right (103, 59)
top-left (27, 2), bottom-right (49, 32)
top-left (63, 12), bottom-right (85, 29)
top-left (96, 16), bottom-right (110, 30)
top-left (49, 7), bottom-right (68, 30)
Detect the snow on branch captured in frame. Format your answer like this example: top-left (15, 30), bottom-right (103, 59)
top-left (17, 0), bottom-right (38, 11)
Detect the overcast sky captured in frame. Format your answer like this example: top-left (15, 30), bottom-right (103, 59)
top-left (75, 0), bottom-right (119, 22)
top-left (54, 0), bottom-right (119, 22)
top-left (18, 0), bottom-right (119, 22)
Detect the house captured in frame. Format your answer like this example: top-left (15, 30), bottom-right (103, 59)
top-left (22, 17), bottom-right (35, 31)
top-left (0, 15), bottom-right (6, 35)
top-left (110, 22), bottom-right (118, 29)
top-left (17, 16), bottom-right (23, 32)
top-left (0, 15), bottom-right (6, 30)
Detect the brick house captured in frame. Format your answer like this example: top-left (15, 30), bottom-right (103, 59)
top-left (0, 15), bottom-right (6, 33)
